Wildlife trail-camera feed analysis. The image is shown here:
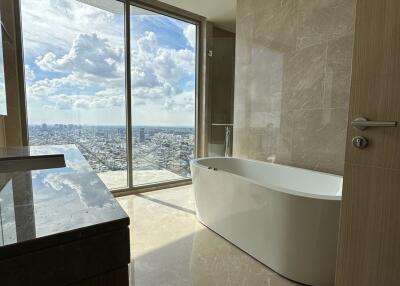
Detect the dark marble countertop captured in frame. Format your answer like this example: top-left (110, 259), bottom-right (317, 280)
top-left (0, 145), bottom-right (129, 260)
top-left (0, 145), bottom-right (63, 161)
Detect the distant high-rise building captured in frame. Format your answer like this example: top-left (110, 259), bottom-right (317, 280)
top-left (139, 127), bottom-right (145, 143)
top-left (29, 124), bottom-right (194, 178)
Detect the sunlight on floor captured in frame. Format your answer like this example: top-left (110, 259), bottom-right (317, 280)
top-left (117, 186), bottom-right (300, 286)
top-left (98, 170), bottom-right (184, 190)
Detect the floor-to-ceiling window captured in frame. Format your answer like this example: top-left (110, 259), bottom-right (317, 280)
top-left (21, 0), bottom-right (127, 190)
top-left (130, 5), bottom-right (196, 186)
top-left (21, 0), bottom-right (198, 191)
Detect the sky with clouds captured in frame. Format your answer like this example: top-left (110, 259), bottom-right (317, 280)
top-left (21, 0), bottom-right (196, 127)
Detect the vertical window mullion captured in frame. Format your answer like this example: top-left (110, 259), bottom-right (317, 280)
top-left (125, 0), bottom-right (133, 188)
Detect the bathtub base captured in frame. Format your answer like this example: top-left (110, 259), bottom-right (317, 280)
top-left (191, 158), bottom-right (342, 286)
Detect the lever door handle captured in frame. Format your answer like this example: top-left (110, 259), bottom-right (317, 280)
top-left (351, 117), bottom-right (397, 130)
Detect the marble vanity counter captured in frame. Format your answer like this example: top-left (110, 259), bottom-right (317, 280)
top-left (0, 145), bottom-right (129, 260)
top-left (0, 145), bottom-right (64, 160)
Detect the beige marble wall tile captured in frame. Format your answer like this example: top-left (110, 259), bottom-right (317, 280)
top-left (233, 0), bottom-right (356, 175)
top-left (323, 35), bottom-right (354, 109)
top-left (275, 110), bottom-right (295, 164)
top-left (244, 128), bottom-right (267, 160)
top-left (234, 64), bottom-right (251, 108)
top-left (235, 15), bottom-right (253, 66)
top-left (232, 109), bottom-right (248, 129)
top-left (236, 0), bottom-right (256, 19)
top-left (282, 43), bottom-right (327, 111)
top-left (291, 108), bottom-right (348, 174)
top-left (248, 47), bottom-right (284, 112)
top-left (253, 0), bottom-right (298, 53)
top-left (297, 0), bottom-right (356, 49)
top-left (232, 127), bottom-right (250, 158)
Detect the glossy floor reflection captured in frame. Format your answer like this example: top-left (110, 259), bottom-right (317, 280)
top-left (117, 186), bottom-right (301, 286)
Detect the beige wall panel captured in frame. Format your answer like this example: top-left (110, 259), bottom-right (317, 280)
top-left (233, 0), bottom-right (356, 175)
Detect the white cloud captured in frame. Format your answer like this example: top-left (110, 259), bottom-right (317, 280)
top-left (21, 0), bottom-right (124, 55)
top-left (163, 91), bottom-right (195, 112)
top-left (30, 30), bottom-right (195, 111)
top-left (47, 88), bottom-right (125, 111)
top-left (154, 48), bottom-right (195, 82)
top-left (22, 0), bottom-right (196, 125)
top-left (24, 65), bottom-right (36, 82)
top-left (26, 74), bottom-right (89, 99)
top-left (183, 25), bottom-right (196, 48)
top-left (28, 30), bottom-right (195, 115)
top-left (131, 31), bottom-right (195, 108)
top-left (36, 33), bottom-right (124, 79)
top-left (137, 31), bottom-right (158, 55)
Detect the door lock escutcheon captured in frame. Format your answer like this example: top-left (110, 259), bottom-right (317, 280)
top-left (352, 136), bottom-right (369, 149)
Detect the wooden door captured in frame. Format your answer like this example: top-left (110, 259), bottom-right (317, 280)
top-left (335, 0), bottom-right (400, 285)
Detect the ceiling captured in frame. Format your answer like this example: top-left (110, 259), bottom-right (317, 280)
top-left (160, 0), bottom-right (237, 32)
top-left (78, 0), bottom-right (237, 32)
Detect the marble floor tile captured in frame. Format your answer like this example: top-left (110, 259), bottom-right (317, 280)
top-left (117, 186), bottom-right (301, 286)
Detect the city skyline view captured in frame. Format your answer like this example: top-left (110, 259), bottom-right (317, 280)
top-left (29, 124), bottom-right (195, 187)
top-left (29, 123), bottom-right (195, 128)
top-left (21, 0), bottom-right (197, 189)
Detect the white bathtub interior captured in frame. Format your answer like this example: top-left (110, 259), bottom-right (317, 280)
top-left (196, 157), bottom-right (342, 200)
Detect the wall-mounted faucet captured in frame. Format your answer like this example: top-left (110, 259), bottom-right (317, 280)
top-left (211, 123), bottom-right (233, 157)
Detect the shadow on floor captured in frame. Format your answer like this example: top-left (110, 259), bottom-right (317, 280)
top-left (135, 193), bottom-right (196, 215)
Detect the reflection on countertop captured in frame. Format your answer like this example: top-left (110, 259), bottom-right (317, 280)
top-left (0, 145), bottom-right (129, 259)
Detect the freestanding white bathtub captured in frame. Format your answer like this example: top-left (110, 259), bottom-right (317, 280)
top-left (190, 157), bottom-right (342, 286)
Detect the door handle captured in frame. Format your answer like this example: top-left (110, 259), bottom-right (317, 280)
top-left (351, 117), bottom-right (398, 130)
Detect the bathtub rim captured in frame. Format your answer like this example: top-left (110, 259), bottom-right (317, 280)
top-left (191, 157), bottom-right (342, 201)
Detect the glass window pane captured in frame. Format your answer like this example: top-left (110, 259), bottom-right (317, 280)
top-left (130, 6), bottom-right (196, 186)
top-left (0, 11), bottom-right (7, 115)
top-left (21, 0), bottom-right (127, 190)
